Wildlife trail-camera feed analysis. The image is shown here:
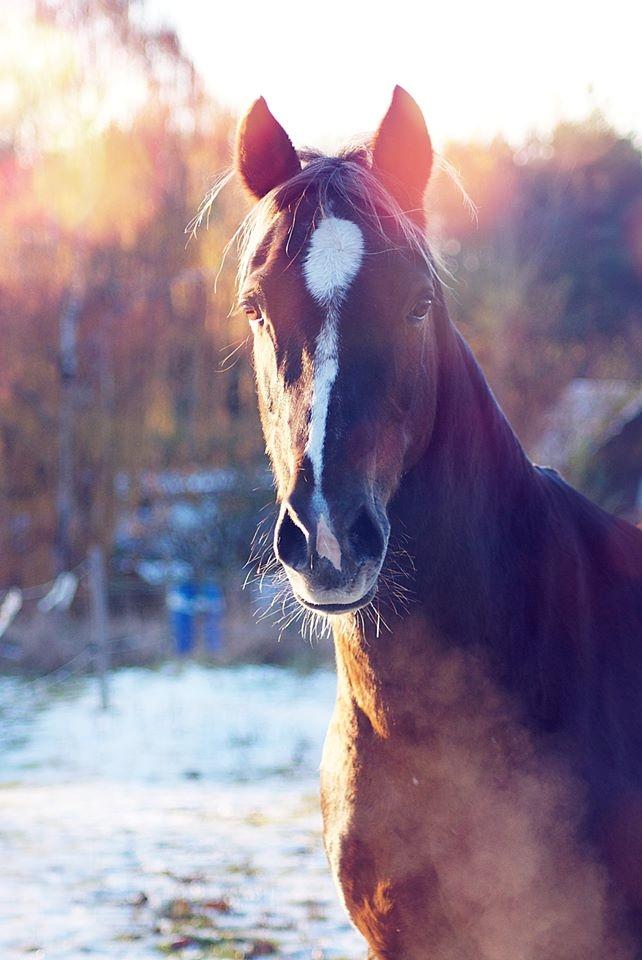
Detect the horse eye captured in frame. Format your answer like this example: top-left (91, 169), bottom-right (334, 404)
top-left (243, 301), bottom-right (264, 327)
top-left (407, 297), bottom-right (433, 324)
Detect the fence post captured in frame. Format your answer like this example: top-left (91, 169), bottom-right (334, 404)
top-left (88, 545), bottom-right (110, 709)
top-left (55, 279), bottom-right (82, 574)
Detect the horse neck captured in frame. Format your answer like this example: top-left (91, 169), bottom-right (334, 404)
top-left (333, 319), bottom-right (539, 730)
top-left (428, 321), bottom-right (532, 505)
top-left (393, 318), bottom-right (535, 616)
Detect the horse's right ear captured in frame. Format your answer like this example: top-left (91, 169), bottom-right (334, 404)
top-left (235, 97), bottom-right (301, 201)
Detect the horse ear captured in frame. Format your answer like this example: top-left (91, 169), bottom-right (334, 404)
top-left (235, 97), bottom-right (302, 201)
top-left (372, 86), bottom-right (433, 222)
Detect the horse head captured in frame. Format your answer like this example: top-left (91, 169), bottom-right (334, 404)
top-left (235, 88), bottom-right (442, 614)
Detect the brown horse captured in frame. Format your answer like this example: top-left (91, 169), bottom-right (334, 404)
top-left (226, 88), bottom-right (642, 959)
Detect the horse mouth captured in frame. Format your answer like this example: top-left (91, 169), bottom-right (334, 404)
top-left (293, 584), bottom-right (377, 615)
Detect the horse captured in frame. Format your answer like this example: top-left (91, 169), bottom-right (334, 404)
top-left (225, 86), bottom-right (642, 959)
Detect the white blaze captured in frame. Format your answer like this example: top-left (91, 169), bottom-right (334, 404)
top-left (303, 216), bottom-right (364, 572)
top-left (303, 216), bottom-right (365, 303)
top-left (316, 513), bottom-right (342, 573)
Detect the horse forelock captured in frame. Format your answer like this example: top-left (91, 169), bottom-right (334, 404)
top-left (235, 146), bottom-right (438, 296)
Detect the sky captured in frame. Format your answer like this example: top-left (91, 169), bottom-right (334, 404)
top-left (143, 0), bottom-right (641, 152)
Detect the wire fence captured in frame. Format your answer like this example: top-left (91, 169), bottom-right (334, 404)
top-left (0, 544), bottom-right (312, 712)
top-left (0, 546), bottom-right (153, 707)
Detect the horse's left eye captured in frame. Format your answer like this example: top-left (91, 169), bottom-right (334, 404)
top-left (407, 297), bottom-right (433, 324)
top-left (243, 301), bottom-right (263, 326)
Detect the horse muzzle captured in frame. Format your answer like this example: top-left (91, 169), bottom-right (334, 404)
top-left (274, 496), bottom-right (389, 615)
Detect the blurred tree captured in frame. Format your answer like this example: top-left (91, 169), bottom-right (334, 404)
top-left (429, 115), bottom-right (642, 445)
top-left (0, 0), bottom-right (259, 584)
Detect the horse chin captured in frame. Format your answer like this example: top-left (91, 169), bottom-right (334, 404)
top-left (292, 583), bottom-right (377, 616)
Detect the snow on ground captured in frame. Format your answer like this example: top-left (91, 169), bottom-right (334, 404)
top-left (0, 664), bottom-right (364, 959)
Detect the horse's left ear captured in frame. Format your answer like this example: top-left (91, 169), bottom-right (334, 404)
top-left (372, 86), bottom-right (433, 223)
top-left (235, 96), bottom-right (302, 201)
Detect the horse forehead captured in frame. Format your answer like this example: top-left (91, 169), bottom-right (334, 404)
top-left (302, 216), bottom-right (365, 304)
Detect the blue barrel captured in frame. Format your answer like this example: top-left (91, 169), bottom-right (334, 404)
top-left (200, 581), bottom-right (223, 652)
top-left (167, 581), bottom-right (197, 654)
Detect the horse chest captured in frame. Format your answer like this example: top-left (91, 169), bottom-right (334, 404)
top-left (321, 704), bottom-right (431, 872)
top-left (319, 683), bottom-right (634, 960)
top-left (320, 701), bottom-right (453, 959)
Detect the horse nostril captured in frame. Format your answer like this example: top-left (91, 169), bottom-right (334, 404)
top-left (275, 508), bottom-right (308, 571)
top-left (348, 508), bottom-right (384, 565)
